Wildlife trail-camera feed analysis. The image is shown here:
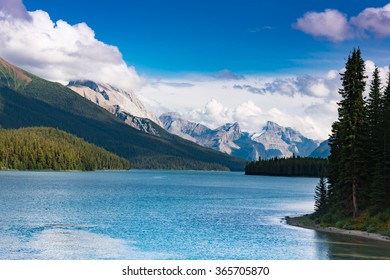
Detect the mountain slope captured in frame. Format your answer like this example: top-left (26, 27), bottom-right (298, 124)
top-left (309, 140), bottom-right (330, 158)
top-left (251, 121), bottom-right (319, 158)
top-left (0, 127), bottom-right (130, 171)
top-left (68, 80), bottom-right (162, 135)
top-left (0, 58), bottom-right (245, 171)
top-left (0, 57), bottom-right (32, 91)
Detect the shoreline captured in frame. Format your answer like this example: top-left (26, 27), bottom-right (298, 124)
top-left (285, 216), bottom-right (390, 243)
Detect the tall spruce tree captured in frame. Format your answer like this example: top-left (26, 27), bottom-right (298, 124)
top-left (377, 69), bottom-right (390, 209)
top-left (384, 70), bottom-right (390, 208)
top-left (314, 177), bottom-right (328, 216)
top-left (367, 67), bottom-right (386, 210)
top-left (328, 48), bottom-right (368, 218)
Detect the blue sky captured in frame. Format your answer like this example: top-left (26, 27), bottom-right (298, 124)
top-left (23, 0), bottom-right (390, 75)
top-left (2, 0), bottom-right (390, 139)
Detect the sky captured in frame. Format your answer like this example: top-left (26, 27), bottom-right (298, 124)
top-left (1, 0), bottom-right (390, 140)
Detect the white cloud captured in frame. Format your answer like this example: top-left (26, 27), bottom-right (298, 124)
top-left (293, 9), bottom-right (352, 42)
top-left (0, 4), bottom-right (141, 90)
top-left (351, 3), bottom-right (390, 37)
top-left (138, 72), bottom-right (343, 140)
top-left (234, 73), bottom-right (340, 99)
top-left (327, 70), bottom-right (338, 79)
top-left (0, 0), bottom-right (30, 20)
top-left (262, 78), bottom-right (297, 96)
top-left (189, 99), bottom-right (232, 128)
top-left (295, 3), bottom-right (390, 41)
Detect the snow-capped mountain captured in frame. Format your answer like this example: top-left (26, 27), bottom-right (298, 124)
top-left (160, 113), bottom-right (320, 161)
top-left (68, 80), bottom-right (162, 135)
top-left (160, 113), bottom-right (267, 161)
top-left (251, 121), bottom-right (319, 158)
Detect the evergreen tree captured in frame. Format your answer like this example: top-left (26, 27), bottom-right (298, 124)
top-left (370, 68), bottom-right (390, 210)
top-left (367, 67), bottom-right (387, 210)
top-left (314, 177), bottom-right (328, 215)
top-left (383, 69), bottom-right (390, 208)
top-left (366, 67), bottom-right (383, 182)
top-left (328, 48), bottom-right (368, 217)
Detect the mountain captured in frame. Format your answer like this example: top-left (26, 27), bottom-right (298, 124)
top-left (160, 113), bottom-right (320, 161)
top-left (309, 140), bottom-right (330, 158)
top-left (0, 127), bottom-right (130, 171)
top-left (160, 113), bottom-right (267, 161)
top-left (161, 114), bottom-right (258, 160)
top-left (0, 57), bottom-right (245, 171)
top-left (68, 80), bottom-right (162, 135)
top-left (251, 121), bottom-right (319, 158)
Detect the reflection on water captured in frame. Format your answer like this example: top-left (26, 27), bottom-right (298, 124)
top-left (314, 231), bottom-right (390, 260)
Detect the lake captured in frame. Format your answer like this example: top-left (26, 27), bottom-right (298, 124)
top-left (0, 170), bottom-right (389, 260)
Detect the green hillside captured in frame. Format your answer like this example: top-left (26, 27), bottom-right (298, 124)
top-left (0, 127), bottom-right (130, 171)
top-left (0, 58), bottom-right (245, 171)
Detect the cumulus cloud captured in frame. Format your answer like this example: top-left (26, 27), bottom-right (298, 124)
top-left (234, 100), bottom-right (262, 118)
top-left (0, 2), bottom-right (141, 90)
top-left (351, 3), bottom-right (390, 37)
top-left (189, 99), bottom-right (232, 127)
top-left (138, 70), bottom-right (349, 140)
top-left (187, 99), bottom-right (264, 132)
top-left (234, 73), bottom-right (340, 99)
top-left (293, 9), bottom-right (352, 42)
top-left (262, 78), bottom-right (297, 96)
top-left (295, 3), bottom-right (390, 41)
top-left (0, 0), bottom-right (30, 20)
top-left (182, 98), bottom-right (334, 140)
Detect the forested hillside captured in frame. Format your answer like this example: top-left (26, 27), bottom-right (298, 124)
top-left (0, 127), bottom-right (131, 171)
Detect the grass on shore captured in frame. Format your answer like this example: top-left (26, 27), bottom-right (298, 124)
top-left (286, 208), bottom-right (390, 238)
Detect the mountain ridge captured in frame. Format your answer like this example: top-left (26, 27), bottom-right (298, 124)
top-left (68, 80), bottom-right (163, 135)
top-left (160, 113), bottom-right (322, 161)
top-left (0, 57), bottom-right (246, 171)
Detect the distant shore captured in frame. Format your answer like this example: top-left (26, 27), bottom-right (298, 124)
top-left (286, 216), bottom-right (390, 243)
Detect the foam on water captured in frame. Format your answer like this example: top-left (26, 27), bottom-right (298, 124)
top-left (0, 225), bottom-right (172, 260)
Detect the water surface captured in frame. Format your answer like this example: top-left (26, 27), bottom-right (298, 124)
top-left (0, 170), bottom-right (389, 259)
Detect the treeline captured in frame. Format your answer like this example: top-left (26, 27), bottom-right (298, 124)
top-left (313, 49), bottom-right (390, 235)
top-left (245, 156), bottom-right (328, 177)
top-left (0, 127), bottom-right (131, 171)
top-left (131, 156), bottom-right (229, 171)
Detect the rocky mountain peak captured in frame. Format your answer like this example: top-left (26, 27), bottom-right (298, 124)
top-left (67, 80), bottom-right (163, 131)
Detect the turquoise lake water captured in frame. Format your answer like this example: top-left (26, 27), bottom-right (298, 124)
top-left (0, 170), bottom-right (389, 260)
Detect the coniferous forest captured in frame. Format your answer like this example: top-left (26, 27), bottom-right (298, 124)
top-left (310, 49), bottom-right (390, 236)
top-left (245, 156), bottom-right (328, 177)
top-left (0, 127), bottom-right (131, 171)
